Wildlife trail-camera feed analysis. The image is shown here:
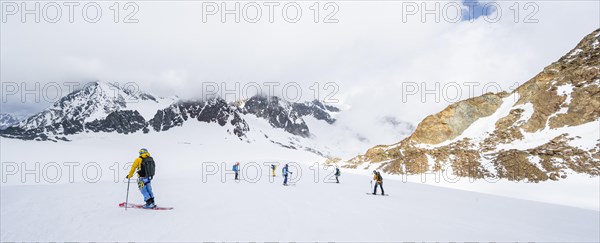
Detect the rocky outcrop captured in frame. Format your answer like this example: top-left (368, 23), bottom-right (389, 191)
top-left (148, 99), bottom-right (250, 137)
top-left (493, 134), bottom-right (600, 182)
top-left (86, 110), bottom-right (147, 134)
top-left (345, 28), bottom-right (600, 182)
top-left (0, 81), bottom-right (340, 140)
top-left (292, 100), bottom-right (339, 124)
top-left (515, 29), bottom-right (600, 133)
top-left (242, 96), bottom-right (310, 137)
top-left (410, 92), bottom-right (508, 145)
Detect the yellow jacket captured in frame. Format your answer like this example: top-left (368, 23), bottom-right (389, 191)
top-left (127, 152), bottom-right (150, 178)
top-left (373, 173), bottom-right (382, 183)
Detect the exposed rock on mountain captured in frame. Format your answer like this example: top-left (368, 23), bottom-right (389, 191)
top-left (148, 99), bottom-right (250, 137)
top-left (241, 96), bottom-right (309, 137)
top-left (1, 82), bottom-right (176, 141)
top-left (292, 100), bottom-right (340, 124)
top-left (410, 92), bottom-right (509, 145)
top-left (344, 28), bottom-right (600, 182)
top-left (0, 82), bottom-right (341, 141)
top-left (86, 110), bottom-right (147, 134)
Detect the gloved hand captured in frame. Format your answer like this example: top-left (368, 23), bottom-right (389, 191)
top-left (125, 175), bottom-right (130, 179)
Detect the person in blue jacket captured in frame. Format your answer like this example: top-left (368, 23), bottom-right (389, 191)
top-left (282, 164), bottom-right (293, 186)
top-left (233, 162), bottom-right (240, 181)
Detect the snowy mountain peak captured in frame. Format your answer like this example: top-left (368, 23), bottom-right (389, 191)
top-left (41, 81), bottom-right (174, 124)
top-left (0, 81), bottom-right (343, 143)
top-left (1, 81), bottom-right (178, 140)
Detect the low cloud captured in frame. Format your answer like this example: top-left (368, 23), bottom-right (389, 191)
top-left (1, 1), bottom-right (598, 127)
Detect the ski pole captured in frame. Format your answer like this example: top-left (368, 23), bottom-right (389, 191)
top-left (125, 178), bottom-right (130, 211)
top-left (370, 180), bottom-right (372, 193)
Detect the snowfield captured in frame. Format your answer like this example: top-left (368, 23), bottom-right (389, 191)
top-left (1, 121), bottom-right (599, 241)
top-left (2, 165), bottom-right (599, 241)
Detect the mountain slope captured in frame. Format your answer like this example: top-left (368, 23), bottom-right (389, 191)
top-left (344, 28), bottom-right (600, 182)
top-left (0, 81), bottom-right (414, 159)
top-left (1, 82), bottom-right (177, 139)
top-left (0, 82), bottom-right (342, 142)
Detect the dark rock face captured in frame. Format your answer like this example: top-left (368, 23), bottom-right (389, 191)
top-left (148, 99), bottom-right (250, 137)
top-left (1, 126), bottom-right (41, 140)
top-left (2, 111), bottom-right (145, 139)
top-left (0, 126), bottom-right (69, 142)
top-left (149, 106), bottom-right (186, 132)
top-left (58, 119), bottom-right (85, 135)
top-left (229, 112), bottom-right (250, 137)
top-left (0, 117), bottom-right (84, 139)
top-left (242, 96), bottom-right (309, 137)
top-left (292, 100), bottom-right (339, 124)
top-left (197, 99), bottom-right (231, 126)
top-left (86, 110), bottom-right (147, 134)
top-left (148, 97), bottom-right (336, 138)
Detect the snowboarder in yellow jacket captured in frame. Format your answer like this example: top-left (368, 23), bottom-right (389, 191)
top-left (126, 148), bottom-right (156, 208)
top-left (372, 170), bottom-right (384, 195)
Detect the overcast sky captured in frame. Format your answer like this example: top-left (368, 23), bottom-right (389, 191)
top-left (1, 0), bottom-right (599, 125)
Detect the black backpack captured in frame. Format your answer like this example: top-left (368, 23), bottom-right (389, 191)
top-left (335, 168), bottom-right (340, 176)
top-left (139, 156), bottom-right (156, 178)
top-left (376, 172), bottom-right (382, 181)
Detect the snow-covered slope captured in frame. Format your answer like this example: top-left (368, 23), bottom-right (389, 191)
top-left (2, 171), bottom-right (598, 242)
top-left (1, 127), bottom-right (598, 241)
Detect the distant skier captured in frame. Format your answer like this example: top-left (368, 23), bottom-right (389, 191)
top-left (335, 166), bottom-right (341, 183)
top-left (126, 148), bottom-right (156, 208)
top-left (271, 164), bottom-right (277, 177)
top-left (233, 162), bottom-right (240, 181)
top-left (372, 170), bottom-right (384, 195)
top-left (282, 164), bottom-right (293, 186)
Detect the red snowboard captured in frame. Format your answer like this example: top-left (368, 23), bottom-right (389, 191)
top-left (119, 202), bottom-right (174, 210)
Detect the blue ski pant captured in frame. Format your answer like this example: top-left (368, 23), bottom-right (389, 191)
top-left (138, 177), bottom-right (154, 201)
top-left (283, 174), bottom-right (288, 185)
